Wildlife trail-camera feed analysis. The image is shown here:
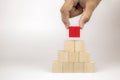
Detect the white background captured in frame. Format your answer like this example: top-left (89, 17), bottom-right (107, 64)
top-left (0, 0), bottom-right (120, 80)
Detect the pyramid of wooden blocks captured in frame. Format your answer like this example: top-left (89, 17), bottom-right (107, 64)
top-left (52, 40), bottom-right (95, 73)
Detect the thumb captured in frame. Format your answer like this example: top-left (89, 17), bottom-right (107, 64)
top-left (79, 0), bottom-right (101, 29)
top-left (79, 8), bottom-right (92, 29)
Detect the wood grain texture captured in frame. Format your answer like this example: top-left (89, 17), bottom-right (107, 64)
top-left (52, 61), bottom-right (62, 73)
top-left (62, 62), bottom-right (74, 73)
top-left (74, 62), bottom-right (84, 73)
top-left (58, 51), bottom-right (69, 62)
top-left (68, 52), bottom-right (79, 62)
top-left (84, 62), bottom-right (95, 73)
top-left (64, 40), bottom-right (75, 52)
top-left (75, 40), bottom-right (85, 52)
top-left (79, 51), bottom-right (90, 62)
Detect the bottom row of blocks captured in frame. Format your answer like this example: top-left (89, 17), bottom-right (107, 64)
top-left (52, 61), bottom-right (95, 73)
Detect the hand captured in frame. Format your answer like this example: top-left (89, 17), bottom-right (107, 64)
top-left (60, 0), bottom-right (101, 29)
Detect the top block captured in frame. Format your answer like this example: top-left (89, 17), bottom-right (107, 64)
top-left (69, 26), bottom-right (80, 38)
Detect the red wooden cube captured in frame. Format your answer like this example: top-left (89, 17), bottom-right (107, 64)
top-left (69, 26), bottom-right (80, 38)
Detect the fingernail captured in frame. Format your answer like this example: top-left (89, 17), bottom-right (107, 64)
top-left (65, 26), bottom-right (68, 29)
top-left (80, 23), bottom-right (84, 29)
top-left (65, 24), bottom-right (69, 29)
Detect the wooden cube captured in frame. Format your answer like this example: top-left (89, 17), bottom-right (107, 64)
top-left (79, 51), bottom-right (90, 62)
top-left (84, 62), bottom-right (95, 73)
top-left (74, 62), bottom-right (84, 73)
top-left (75, 40), bottom-right (85, 52)
top-left (62, 62), bottom-right (74, 73)
top-left (58, 51), bottom-right (69, 62)
top-left (64, 40), bottom-right (75, 52)
top-left (52, 61), bottom-right (62, 73)
top-left (68, 52), bottom-right (79, 62)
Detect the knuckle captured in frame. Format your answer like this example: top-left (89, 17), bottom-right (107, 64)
top-left (60, 7), bottom-right (67, 13)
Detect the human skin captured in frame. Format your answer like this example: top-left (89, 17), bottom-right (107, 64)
top-left (60, 0), bottom-right (101, 29)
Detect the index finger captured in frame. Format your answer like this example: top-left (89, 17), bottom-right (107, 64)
top-left (60, 0), bottom-right (74, 29)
